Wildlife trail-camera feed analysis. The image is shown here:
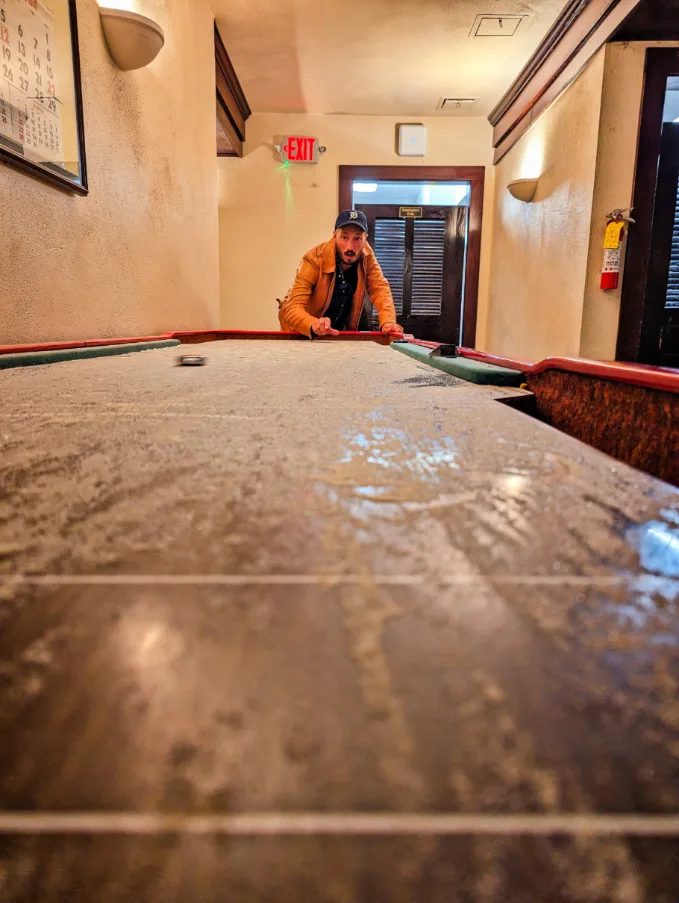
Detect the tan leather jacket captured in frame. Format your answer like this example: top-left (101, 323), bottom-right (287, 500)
top-left (278, 237), bottom-right (398, 337)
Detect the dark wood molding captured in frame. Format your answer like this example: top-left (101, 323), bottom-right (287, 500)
top-left (643, 123), bottom-right (679, 366)
top-left (338, 165), bottom-right (486, 348)
top-left (489, 0), bottom-right (642, 164)
top-left (489, 0), bottom-right (590, 127)
top-left (217, 124), bottom-right (238, 157)
top-left (214, 22), bottom-right (251, 156)
top-left (216, 99), bottom-right (242, 157)
top-left (615, 0), bottom-right (679, 41)
top-left (462, 169), bottom-right (485, 348)
top-left (215, 22), bottom-right (251, 125)
top-left (616, 48), bottom-right (679, 362)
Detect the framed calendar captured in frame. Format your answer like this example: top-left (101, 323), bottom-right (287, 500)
top-left (0, 0), bottom-right (87, 192)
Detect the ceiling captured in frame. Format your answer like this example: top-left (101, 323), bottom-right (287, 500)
top-left (213, 0), bottom-right (567, 117)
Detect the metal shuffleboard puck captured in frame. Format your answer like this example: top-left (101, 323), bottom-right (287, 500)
top-left (177, 355), bottom-right (207, 367)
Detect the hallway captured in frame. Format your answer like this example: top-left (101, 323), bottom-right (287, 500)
top-left (2, 0), bottom-right (679, 897)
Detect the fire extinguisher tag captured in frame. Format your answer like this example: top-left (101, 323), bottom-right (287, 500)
top-left (602, 248), bottom-right (622, 272)
top-left (604, 221), bottom-right (625, 249)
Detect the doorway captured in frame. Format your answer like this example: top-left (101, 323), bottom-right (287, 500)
top-left (339, 166), bottom-right (485, 346)
top-left (617, 50), bottom-right (679, 366)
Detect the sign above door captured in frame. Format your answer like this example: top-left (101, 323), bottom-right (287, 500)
top-left (275, 136), bottom-right (326, 164)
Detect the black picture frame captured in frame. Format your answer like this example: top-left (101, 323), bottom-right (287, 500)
top-left (0, 0), bottom-right (87, 194)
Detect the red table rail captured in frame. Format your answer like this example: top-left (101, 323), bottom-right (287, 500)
top-left (0, 334), bottom-right (176, 355)
top-left (2, 331), bottom-right (677, 396)
top-left (172, 330), bottom-right (390, 344)
top-left (399, 338), bottom-right (679, 395)
top-left (0, 330), bottom-right (391, 356)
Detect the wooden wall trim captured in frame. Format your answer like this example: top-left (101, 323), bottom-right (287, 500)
top-left (489, 0), bottom-right (590, 129)
top-left (217, 99), bottom-right (242, 157)
top-left (215, 22), bottom-right (251, 155)
top-left (338, 165), bottom-right (486, 348)
top-left (489, 0), bottom-right (642, 163)
top-left (616, 48), bottom-right (679, 362)
top-left (616, 0), bottom-right (679, 41)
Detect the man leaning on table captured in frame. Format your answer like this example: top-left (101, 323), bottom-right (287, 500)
top-left (278, 210), bottom-right (405, 339)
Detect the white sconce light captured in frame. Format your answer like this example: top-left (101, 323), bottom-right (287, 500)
top-left (507, 178), bottom-right (539, 203)
top-left (100, 7), bottom-right (165, 71)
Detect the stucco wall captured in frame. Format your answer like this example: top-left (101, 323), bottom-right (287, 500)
top-left (486, 49), bottom-right (606, 362)
top-left (0, 0), bottom-right (219, 345)
top-left (580, 42), bottom-right (679, 360)
top-left (218, 114), bottom-right (494, 343)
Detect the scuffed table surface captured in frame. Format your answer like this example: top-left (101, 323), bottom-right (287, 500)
top-left (0, 341), bottom-right (678, 901)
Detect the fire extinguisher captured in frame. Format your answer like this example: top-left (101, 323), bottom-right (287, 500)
top-left (601, 208), bottom-right (635, 291)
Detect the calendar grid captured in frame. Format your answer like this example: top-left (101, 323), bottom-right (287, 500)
top-left (0, 0), bottom-right (63, 165)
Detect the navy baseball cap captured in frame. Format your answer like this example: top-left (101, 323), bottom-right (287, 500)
top-left (335, 209), bottom-right (368, 232)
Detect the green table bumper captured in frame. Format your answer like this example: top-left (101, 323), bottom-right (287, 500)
top-left (392, 342), bottom-right (525, 386)
top-left (0, 340), bottom-right (180, 370)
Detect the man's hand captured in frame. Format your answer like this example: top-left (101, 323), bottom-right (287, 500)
top-left (381, 322), bottom-right (405, 338)
top-left (312, 317), bottom-right (340, 337)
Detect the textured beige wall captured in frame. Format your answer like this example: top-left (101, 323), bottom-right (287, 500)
top-left (486, 50), bottom-right (606, 362)
top-left (0, 0), bottom-right (219, 344)
top-left (218, 114), bottom-right (494, 344)
top-left (580, 42), bottom-right (679, 360)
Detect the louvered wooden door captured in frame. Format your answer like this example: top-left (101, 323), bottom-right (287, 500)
top-left (357, 205), bottom-right (467, 343)
top-left (643, 123), bottom-right (679, 366)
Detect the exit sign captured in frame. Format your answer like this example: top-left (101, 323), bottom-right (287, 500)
top-left (280, 136), bottom-right (319, 164)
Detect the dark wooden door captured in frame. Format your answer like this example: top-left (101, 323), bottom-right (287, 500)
top-left (642, 123), bottom-right (679, 366)
top-left (356, 204), bottom-right (467, 343)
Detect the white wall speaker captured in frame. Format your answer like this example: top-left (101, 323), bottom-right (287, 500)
top-left (398, 124), bottom-right (427, 157)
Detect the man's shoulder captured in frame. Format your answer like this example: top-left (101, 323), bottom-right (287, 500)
top-left (363, 241), bottom-right (376, 260)
top-left (299, 237), bottom-right (335, 275)
top-left (303, 237), bottom-right (334, 261)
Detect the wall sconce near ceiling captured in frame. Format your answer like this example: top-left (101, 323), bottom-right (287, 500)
top-left (100, 7), bottom-right (165, 70)
top-left (507, 178), bottom-right (539, 203)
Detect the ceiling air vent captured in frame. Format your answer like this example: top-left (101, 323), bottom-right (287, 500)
top-left (470, 15), bottom-right (525, 37)
top-left (438, 98), bottom-right (477, 111)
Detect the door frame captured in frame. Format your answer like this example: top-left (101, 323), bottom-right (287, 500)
top-left (339, 165), bottom-right (485, 347)
top-left (616, 48), bottom-right (679, 362)
top-left (645, 123), bottom-right (679, 366)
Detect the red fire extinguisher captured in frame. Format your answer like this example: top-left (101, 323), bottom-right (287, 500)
top-left (601, 208), bottom-right (634, 291)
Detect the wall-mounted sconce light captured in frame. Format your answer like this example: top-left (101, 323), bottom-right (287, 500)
top-left (100, 7), bottom-right (165, 71)
top-left (507, 178), bottom-right (539, 203)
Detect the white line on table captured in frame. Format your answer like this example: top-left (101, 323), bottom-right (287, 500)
top-left (0, 574), bottom-right (673, 587)
top-left (0, 812), bottom-right (677, 836)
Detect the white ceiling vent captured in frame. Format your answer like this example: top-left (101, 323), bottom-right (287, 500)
top-left (438, 98), bottom-right (477, 111)
top-left (470, 15), bottom-right (525, 37)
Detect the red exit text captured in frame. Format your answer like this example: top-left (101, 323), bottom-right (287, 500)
top-left (281, 136), bottom-right (319, 164)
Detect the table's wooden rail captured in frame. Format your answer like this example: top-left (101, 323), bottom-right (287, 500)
top-left (172, 330), bottom-right (390, 344)
top-left (398, 338), bottom-right (679, 395)
top-left (395, 337), bottom-right (679, 484)
top-left (3, 329), bottom-right (677, 397)
top-left (0, 334), bottom-right (177, 355)
top-left (0, 330), bottom-right (391, 356)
